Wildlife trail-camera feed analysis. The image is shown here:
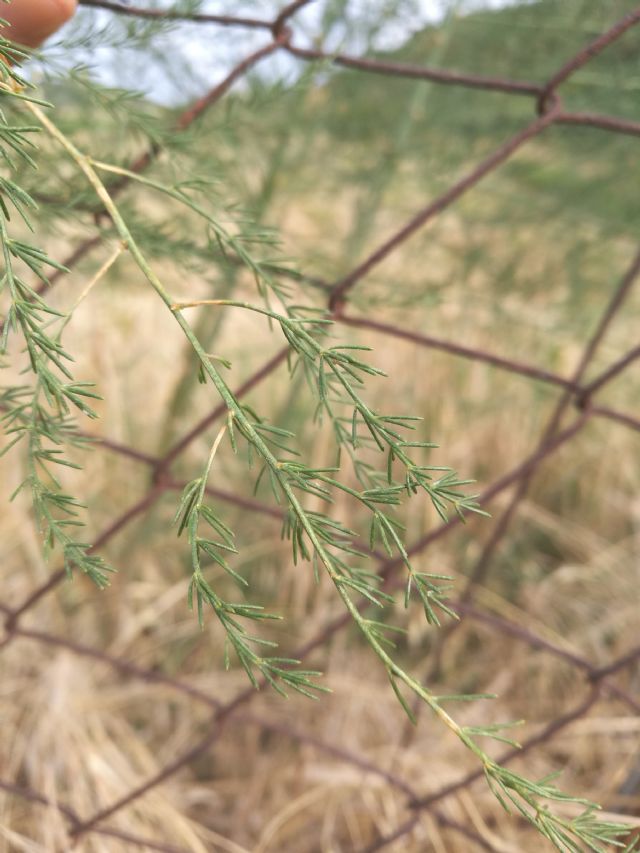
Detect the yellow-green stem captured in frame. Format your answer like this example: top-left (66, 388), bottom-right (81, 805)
top-left (26, 99), bottom-right (482, 758)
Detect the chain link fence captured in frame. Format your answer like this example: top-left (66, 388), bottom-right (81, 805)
top-left (1, 1), bottom-right (639, 850)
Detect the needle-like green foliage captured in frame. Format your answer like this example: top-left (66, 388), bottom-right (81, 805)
top-left (0, 15), bottom-right (636, 851)
top-left (0, 40), bottom-right (112, 586)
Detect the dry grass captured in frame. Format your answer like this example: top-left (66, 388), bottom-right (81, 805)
top-left (2, 15), bottom-right (640, 849)
top-left (1, 203), bottom-right (639, 850)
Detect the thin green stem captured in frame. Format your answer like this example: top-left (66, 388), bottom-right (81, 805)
top-left (21, 98), bottom-right (633, 850)
top-left (25, 98), bottom-right (474, 744)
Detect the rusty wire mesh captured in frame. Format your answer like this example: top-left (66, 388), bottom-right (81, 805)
top-left (1, 1), bottom-right (640, 850)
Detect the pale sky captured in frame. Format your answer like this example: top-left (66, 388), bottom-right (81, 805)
top-left (38, 0), bottom-right (522, 104)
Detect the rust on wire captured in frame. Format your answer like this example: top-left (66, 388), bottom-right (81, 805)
top-left (1, 1), bottom-right (640, 851)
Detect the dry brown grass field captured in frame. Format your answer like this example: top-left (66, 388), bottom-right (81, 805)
top-left (1, 1), bottom-right (639, 850)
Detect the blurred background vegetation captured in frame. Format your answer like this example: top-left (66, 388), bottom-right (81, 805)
top-left (1, 0), bottom-right (639, 850)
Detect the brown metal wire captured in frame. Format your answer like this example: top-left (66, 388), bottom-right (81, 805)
top-left (2, 2), bottom-right (640, 849)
